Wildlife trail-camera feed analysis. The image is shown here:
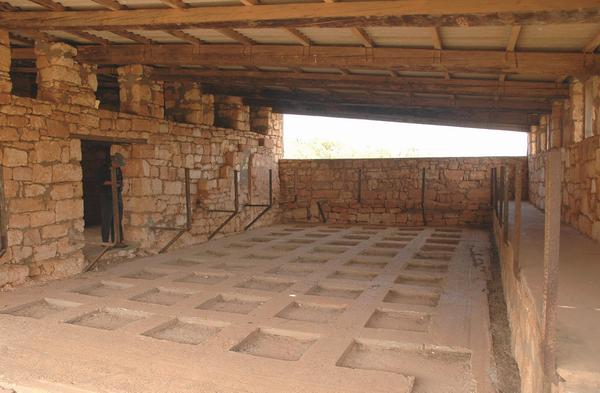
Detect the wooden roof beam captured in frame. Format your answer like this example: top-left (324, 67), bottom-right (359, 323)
top-left (2, 0), bottom-right (599, 30)
top-left (11, 44), bottom-right (600, 76)
top-left (148, 68), bottom-right (568, 99)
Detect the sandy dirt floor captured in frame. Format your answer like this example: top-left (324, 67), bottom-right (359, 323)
top-left (0, 224), bottom-right (498, 393)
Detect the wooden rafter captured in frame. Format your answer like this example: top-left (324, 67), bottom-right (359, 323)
top-left (217, 28), bottom-right (254, 45)
top-left (239, 0), bottom-right (258, 4)
top-left (69, 30), bottom-right (110, 45)
top-left (27, 0), bottom-right (65, 11)
top-left (284, 27), bottom-right (311, 46)
top-left (166, 29), bottom-right (203, 46)
top-left (1, 0), bottom-right (599, 30)
top-left (159, 0), bottom-right (188, 9)
top-left (109, 29), bottom-right (153, 44)
top-left (11, 44), bottom-right (597, 76)
top-left (88, 0), bottom-right (127, 10)
top-left (500, 25), bottom-right (522, 81)
top-left (583, 29), bottom-right (600, 53)
top-left (351, 27), bottom-right (374, 48)
top-left (431, 27), bottom-right (442, 50)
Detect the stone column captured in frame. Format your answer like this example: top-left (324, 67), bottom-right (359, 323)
top-left (250, 106), bottom-right (272, 135)
top-left (570, 78), bottom-right (584, 143)
top-left (164, 81), bottom-right (214, 125)
top-left (539, 115), bottom-right (548, 152)
top-left (117, 65), bottom-right (164, 119)
top-left (0, 30), bottom-right (11, 96)
top-left (529, 125), bottom-right (538, 156)
top-left (214, 95), bottom-right (249, 130)
top-left (35, 41), bottom-right (98, 107)
top-left (549, 100), bottom-right (563, 149)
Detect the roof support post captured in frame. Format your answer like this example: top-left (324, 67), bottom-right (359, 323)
top-left (541, 148), bottom-right (562, 393)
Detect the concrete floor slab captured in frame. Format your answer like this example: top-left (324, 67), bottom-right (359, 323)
top-left (0, 224), bottom-right (496, 393)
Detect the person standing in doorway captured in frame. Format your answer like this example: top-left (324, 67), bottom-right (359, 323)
top-left (99, 153), bottom-right (125, 244)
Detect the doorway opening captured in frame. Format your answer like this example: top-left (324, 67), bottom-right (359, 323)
top-left (81, 140), bottom-right (112, 249)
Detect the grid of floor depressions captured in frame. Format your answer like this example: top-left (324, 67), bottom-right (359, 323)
top-left (0, 224), bottom-right (490, 393)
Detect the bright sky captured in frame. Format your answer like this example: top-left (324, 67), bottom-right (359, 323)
top-left (283, 114), bottom-right (528, 159)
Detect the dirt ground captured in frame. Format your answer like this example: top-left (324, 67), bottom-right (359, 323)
top-left (1, 224), bottom-right (502, 393)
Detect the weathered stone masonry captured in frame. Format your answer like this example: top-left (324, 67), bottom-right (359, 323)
top-left (0, 40), bottom-right (283, 289)
top-left (528, 76), bottom-right (600, 242)
top-left (280, 157), bottom-right (527, 226)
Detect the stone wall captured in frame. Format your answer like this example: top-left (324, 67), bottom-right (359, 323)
top-left (280, 157), bottom-right (527, 226)
top-left (0, 39), bottom-right (284, 289)
top-left (528, 77), bottom-right (600, 242)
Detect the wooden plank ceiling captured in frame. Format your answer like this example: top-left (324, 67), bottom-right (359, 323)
top-left (2, 0), bottom-right (600, 131)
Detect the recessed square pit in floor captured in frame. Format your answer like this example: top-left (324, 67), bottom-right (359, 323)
top-left (394, 272), bottom-right (444, 288)
top-left (365, 309), bottom-right (431, 332)
top-left (336, 339), bottom-right (472, 392)
top-left (67, 308), bottom-right (149, 330)
top-left (235, 277), bottom-right (295, 292)
top-left (344, 258), bottom-right (388, 270)
top-left (143, 318), bottom-right (228, 345)
top-left (175, 272), bottom-right (229, 285)
top-left (71, 281), bottom-right (132, 297)
top-left (328, 270), bottom-right (378, 282)
top-left (2, 298), bottom-right (80, 319)
top-left (306, 283), bottom-right (364, 299)
top-left (360, 248), bottom-right (397, 258)
top-left (197, 293), bottom-right (267, 314)
top-left (267, 265), bottom-right (315, 277)
top-left (270, 243), bottom-right (300, 251)
top-left (129, 287), bottom-right (193, 306)
top-left (231, 328), bottom-right (319, 361)
top-left (405, 260), bottom-right (449, 273)
top-left (311, 246), bottom-right (348, 255)
top-left (210, 262), bottom-right (256, 271)
top-left (122, 269), bottom-right (170, 280)
top-left (292, 255), bottom-right (329, 265)
top-left (163, 258), bottom-right (202, 267)
top-left (383, 287), bottom-right (441, 307)
top-left (276, 301), bottom-right (346, 323)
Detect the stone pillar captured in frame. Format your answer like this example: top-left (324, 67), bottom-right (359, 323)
top-left (0, 30), bottom-right (11, 96)
top-left (570, 78), bottom-right (584, 143)
top-left (549, 100), bottom-right (563, 148)
top-left (214, 95), bottom-right (249, 131)
top-left (117, 65), bottom-right (164, 119)
top-left (529, 125), bottom-right (538, 156)
top-left (164, 81), bottom-right (214, 125)
top-left (539, 115), bottom-right (548, 152)
top-left (35, 41), bottom-right (98, 107)
top-left (250, 106), bottom-right (272, 135)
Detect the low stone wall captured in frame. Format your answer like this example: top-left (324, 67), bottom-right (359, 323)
top-left (529, 134), bottom-right (600, 242)
top-left (492, 217), bottom-right (545, 393)
top-left (280, 157), bottom-right (527, 226)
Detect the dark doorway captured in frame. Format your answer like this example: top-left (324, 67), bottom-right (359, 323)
top-left (81, 141), bottom-right (111, 228)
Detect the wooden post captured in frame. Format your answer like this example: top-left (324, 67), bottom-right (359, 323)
top-left (513, 163), bottom-right (522, 277)
top-left (491, 167), bottom-right (497, 219)
top-left (0, 168), bottom-right (7, 258)
top-left (503, 166), bottom-right (509, 241)
top-left (184, 168), bottom-right (192, 230)
top-left (499, 166), bottom-right (506, 227)
top-left (110, 167), bottom-right (122, 245)
top-left (541, 148), bottom-right (562, 393)
top-left (421, 168), bottom-right (427, 226)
